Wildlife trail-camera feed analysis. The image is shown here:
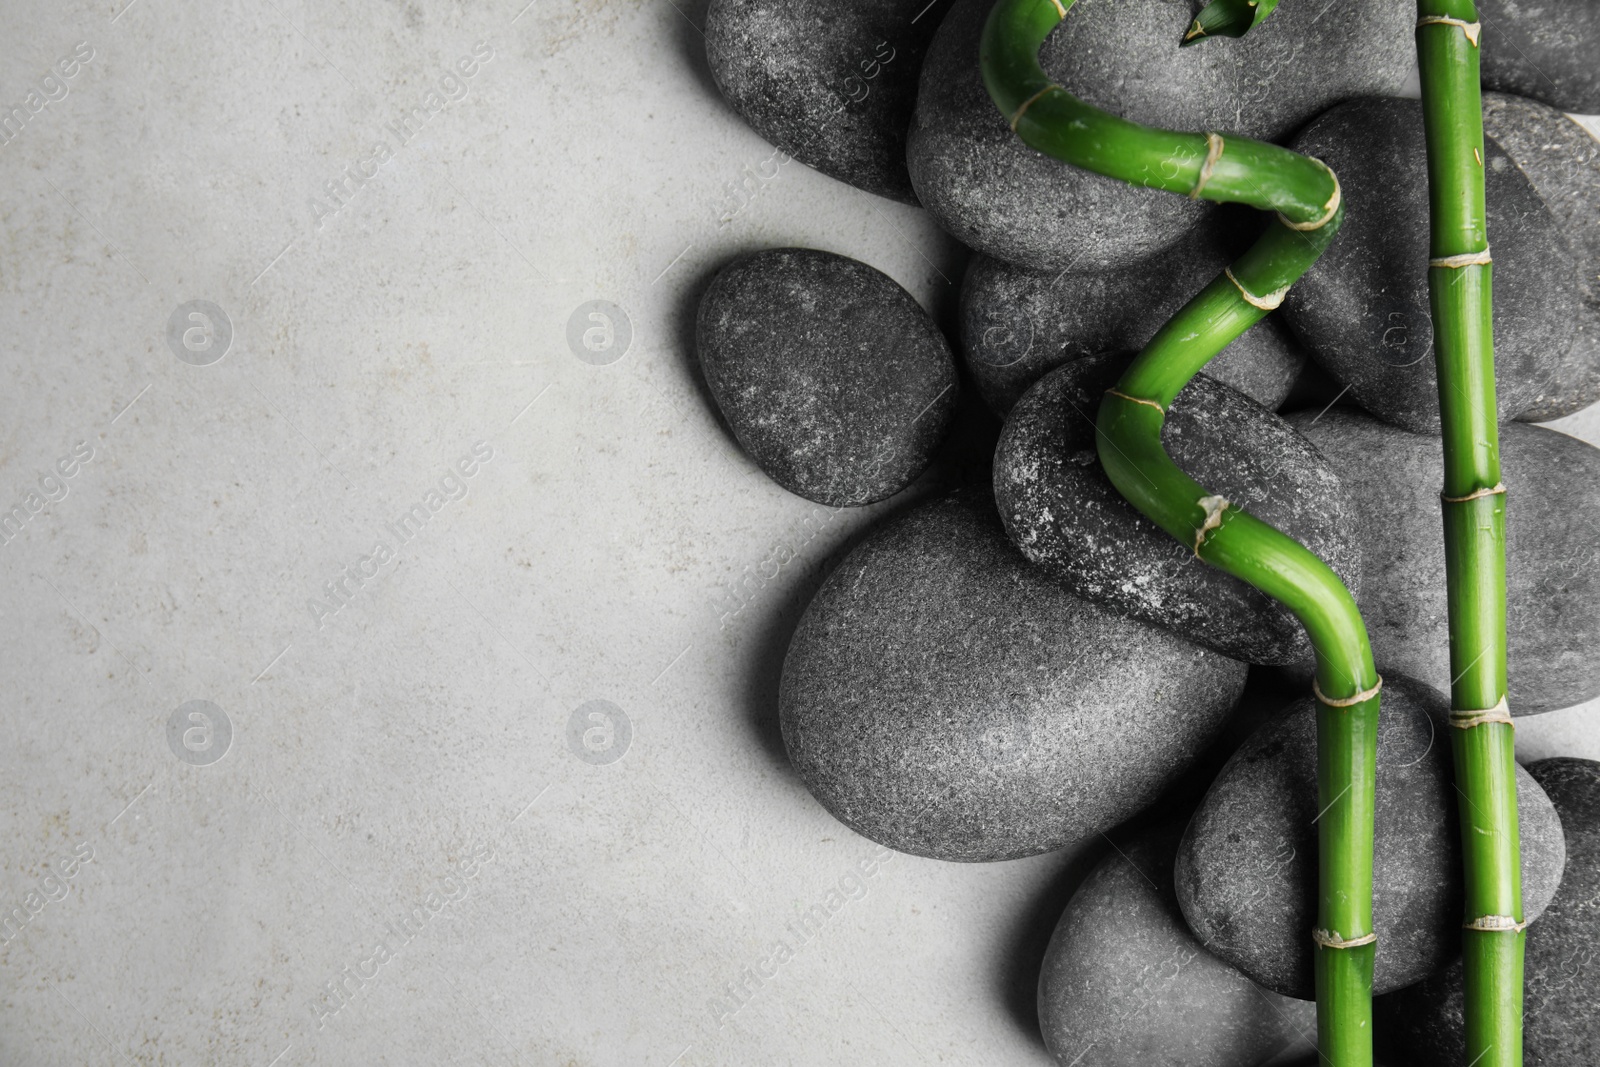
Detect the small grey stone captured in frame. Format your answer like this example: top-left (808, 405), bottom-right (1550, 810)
top-left (1038, 824), bottom-right (1315, 1067)
top-left (1283, 96), bottom-right (1581, 433)
top-left (993, 353), bottom-right (1360, 665)
top-left (704, 0), bottom-right (954, 203)
top-left (1484, 91), bottom-right (1600, 422)
top-left (1477, 0), bottom-right (1600, 115)
top-left (1176, 675), bottom-right (1567, 1000)
top-left (906, 0), bottom-right (1414, 273)
top-left (1290, 410), bottom-right (1600, 715)
top-left (960, 209), bottom-right (1305, 416)
top-left (1376, 758), bottom-right (1600, 1065)
top-left (696, 247), bottom-right (958, 507)
top-left (779, 488), bottom-right (1246, 862)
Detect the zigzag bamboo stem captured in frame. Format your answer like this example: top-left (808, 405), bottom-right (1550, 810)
top-left (981, 3), bottom-right (1379, 1063)
top-left (1416, 3), bottom-right (1524, 1063)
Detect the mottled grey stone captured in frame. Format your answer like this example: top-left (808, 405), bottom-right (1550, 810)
top-left (778, 489), bottom-right (1246, 862)
top-left (1484, 91), bottom-right (1600, 422)
top-left (1038, 824), bottom-right (1315, 1067)
top-left (960, 210), bottom-right (1305, 416)
top-left (1477, 0), bottom-right (1600, 114)
top-left (696, 247), bottom-right (958, 507)
top-left (1176, 675), bottom-right (1566, 1000)
top-left (1291, 410), bottom-right (1600, 715)
top-left (1377, 758), bottom-right (1600, 1065)
top-left (993, 354), bottom-right (1360, 665)
top-left (906, 0), bottom-right (1414, 273)
top-left (705, 0), bottom-right (954, 203)
top-left (1283, 96), bottom-right (1580, 432)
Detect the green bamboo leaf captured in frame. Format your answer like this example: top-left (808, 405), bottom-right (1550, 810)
top-left (1182, 0), bottom-right (1282, 46)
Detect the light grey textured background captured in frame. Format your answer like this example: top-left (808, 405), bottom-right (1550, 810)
top-left (0, 2), bottom-right (1595, 1064)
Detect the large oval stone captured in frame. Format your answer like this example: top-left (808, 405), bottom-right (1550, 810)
top-left (994, 353), bottom-right (1360, 665)
top-left (1282, 96), bottom-right (1581, 433)
top-left (960, 208), bottom-right (1305, 416)
top-left (696, 247), bottom-right (958, 507)
top-left (705, 0), bottom-right (954, 203)
top-left (907, 0), bottom-right (1414, 273)
top-left (1477, 0), bottom-right (1600, 114)
top-left (1376, 758), bottom-right (1600, 1065)
top-left (779, 489), bottom-right (1246, 861)
top-left (1038, 824), bottom-right (1315, 1067)
top-left (1484, 91), bottom-right (1600, 422)
top-left (1176, 675), bottom-right (1566, 999)
top-left (1290, 410), bottom-right (1600, 715)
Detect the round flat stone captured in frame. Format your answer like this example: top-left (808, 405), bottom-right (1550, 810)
top-left (907, 0), bottom-right (1413, 273)
top-left (1484, 91), bottom-right (1600, 422)
top-left (779, 488), bottom-right (1246, 862)
top-left (1176, 674), bottom-right (1566, 999)
top-left (994, 353), bottom-right (1360, 665)
top-left (705, 0), bottom-right (953, 203)
top-left (960, 208), bottom-right (1305, 416)
top-left (696, 247), bottom-right (958, 507)
top-left (1039, 824), bottom-right (1315, 1066)
top-left (1376, 758), bottom-right (1600, 1065)
top-left (1477, 0), bottom-right (1600, 114)
top-left (1283, 96), bottom-right (1580, 433)
top-left (1290, 410), bottom-right (1600, 715)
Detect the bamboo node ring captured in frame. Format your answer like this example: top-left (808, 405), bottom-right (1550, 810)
top-left (1190, 133), bottom-right (1225, 199)
top-left (1105, 388), bottom-right (1165, 414)
top-left (1465, 915), bottom-right (1528, 932)
top-left (1441, 482), bottom-right (1506, 503)
top-left (1451, 697), bottom-right (1514, 730)
top-left (1417, 15), bottom-right (1482, 46)
top-left (1224, 267), bottom-right (1289, 310)
top-left (1430, 248), bottom-right (1493, 268)
top-left (1193, 494), bottom-right (1229, 557)
top-left (1009, 85), bottom-right (1057, 132)
top-left (1314, 675), bottom-right (1383, 708)
top-left (1313, 929), bottom-right (1378, 949)
top-left (1278, 171), bottom-right (1342, 232)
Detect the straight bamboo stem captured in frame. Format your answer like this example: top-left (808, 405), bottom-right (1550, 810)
top-left (980, 3), bottom-right (1379, 1063)
top-left (1416, 4), bottom-right (1525, 1064)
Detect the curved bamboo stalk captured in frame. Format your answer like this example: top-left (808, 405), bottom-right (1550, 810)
top-left (1416, 3), bottom-right (1524, 1064)
top-left (981, 3), bottom-right (1379, 1063)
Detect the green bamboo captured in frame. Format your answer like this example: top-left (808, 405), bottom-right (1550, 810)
top-left (982, 3), bottom-right (1380, 1063)
top-left (1416, 4), bottom-right (1524, 1064)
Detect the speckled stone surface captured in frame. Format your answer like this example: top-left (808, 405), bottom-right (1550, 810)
top-left (1477, 0), bottom-right (1600, 114)
top-left (1283, 96), bottom-right (1580, 432)
top-left (778, 488), bottom-right (1246, 862)
top-left (1376, 758), bottom-right (1600, 1065)
top-left (696, 247), bottom-right (958, 506)
top-left (1291, 410), bottom-right (1600, 715)
top-left (1485, 91), bottom-right (1600, 422)
top-left (959, 210), bottom-right (1305, 416)
top-left (1176, 676), bottom-right (1567, 1000)
top-left (704, 0), bottom-right (953, 203)
top-left (1037, 824), bottom-right (1315, 1067)
top-left (906, 0), bottom-right (1414, 273)
top-left (993, 354), bottom-right (1360, 665)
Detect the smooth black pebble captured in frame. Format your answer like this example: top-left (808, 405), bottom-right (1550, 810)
top-left (779, 489), bottom-right (1246, 862)
top-left (993, 353), bottom-right (1361, 665)
top-left (1177, 675), bottom-right (1566, 999)
top-left (696, 248), bottom-right (958, 507)
top-left (704, 0), bottom-right (954, 203)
